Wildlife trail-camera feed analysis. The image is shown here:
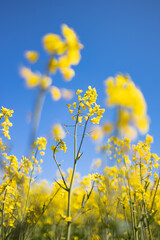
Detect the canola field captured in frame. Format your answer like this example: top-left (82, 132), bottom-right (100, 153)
top-left (0, 24), bottom-right (160, 240)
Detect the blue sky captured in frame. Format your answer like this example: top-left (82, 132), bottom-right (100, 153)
top-left (1, 0), bottom-right (160, 182)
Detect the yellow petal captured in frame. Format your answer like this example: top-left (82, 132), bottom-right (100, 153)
top-left (25, 51), bottom-right (39, 63)
top-left (50, 86), bottom-right (61, 101)
top-left (60, 67), bottom-right (75, 81)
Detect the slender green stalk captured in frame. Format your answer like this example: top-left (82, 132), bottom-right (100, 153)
top-left (66, 116), bottom-right (78, 240)
top-left (53, 154), bottom-right (68, 189)
top-left (66, 113), bottom-right (89, 240)
top-left (28, 89), bottom-right (46, 157)
top-left (150, 176), bottom-right (160, 212)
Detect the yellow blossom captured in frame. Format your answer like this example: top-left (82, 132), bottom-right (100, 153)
top-left (52, 124), bottom-right (66, 139)
top-left (25, 51), bottom-right (39, 63)
top-left (60, 67), bottom-right (75, 81)
top-left (20, 67), bottom-right (40, 88)
top-left (43, 34), bottom-right (65, 54)
top-left (50, 86), bottom-right (61, 101)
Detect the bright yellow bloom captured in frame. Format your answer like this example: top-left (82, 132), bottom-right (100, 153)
top-left (62, 24), bottom-right (83, 49)
top-left (65, 216), bottom-right (72, 222)
top-left (69, 109), bottom-right (73, 113)
top-left (0, 107), bottom-right (14, 139)
top-left (33, 137), bottom-right (47, 150)
top-left (71, 116), bottom-right (75, 121)
top-left (60, 67), bottom-right (75, 81)
top-left (52, 124), bottom-right (66, 139)
top-left (50, 86), bottom-right (61, 101)
top-left (66, 104), bottom-right (71, 108)
top-left (102, 122), bottom-right (113, 134)
top-left (105, 74), bottom-right (149, 138)
top-left (76, 89), bottom-right (83, 95)
top-left (25, 51), bottom-right (39, 63)
top-left (73, 102), bottom-right (76, 109)
top-left (20, 67), bottom-right (40, 88)
top-left (78, 116), bottom-right (83, 123)
top-left (43, 34), bottom-right (65, 54)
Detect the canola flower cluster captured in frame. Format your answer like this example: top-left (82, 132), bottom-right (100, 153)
top-left (1, 104), bottom-right (159, 239)
top-left (91, 75), bottom-right (150, 142)
top-left (0, 122), bottom-right (47, 232)
top-left (1, 130), bottom-right (159, 239)
top-left (67, 86), bottom-right (105, 124)
top-left (20, 24), bottom-right (83, 101)
top-left (0, 107), bottom-right (14, 140)
top-left (105, 75), bottom-right (149, 138)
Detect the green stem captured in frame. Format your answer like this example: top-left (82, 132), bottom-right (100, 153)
top-left (28, 89), bottom-right (46, 156)
top-left (23, 149), bottom-right (38, 221)
top-left (150, 176), bottom-right (160, 212)
top-left (123, 158), bottom-right (136, 239)
top-left (66, 113), bottom-right (89, 240)
top-left (66, 116), bottom-right (78, 240)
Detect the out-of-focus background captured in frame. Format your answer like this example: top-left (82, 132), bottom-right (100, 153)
top-left (1, 0), bottom-right (160, 181)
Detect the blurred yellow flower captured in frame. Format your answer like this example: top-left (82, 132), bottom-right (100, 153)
top-left (25, 51), bottom-right (39, 63)
top-left (43, 34), bottom-right (65, 54)
top-left (102, 122), bottom-right (113, 134)
top-left (50, 86), bottom-right (61, 101)
top-left (52, 124), bottom-right (66, 139)
top-left (20, 67), bottom-right (40, 88)
top-left (60, 67), bottom-right (75, 81)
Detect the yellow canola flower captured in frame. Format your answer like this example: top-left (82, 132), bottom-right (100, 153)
top-left (25, 51), bottom-right (39, 63)
top-left (0, 107), bottom-right (14, 139)
top-left (60, 67), bottom-right (75, 81)
top-left (42, 25), bottom-right (83, 81)
top-left (1, 107), bottom-right (14, 118)
top-left (71, 116), bottom-right (75, 121)
top-left (73, 102), bottom-right (76, 109)
top-left (76, 89), bottom-right (83, 95)
top-left (20, 67), bottom-right (40, 88)
top-left (66, 49), bottom-right (81, 66)
top-left (135, 115), bottom-right (149, 134)
top-left (90, 116), bottom-right (101, 124)
top-left (105, 74), bottom-right (147, 117)
top-left (43, 34), bottom-right (65, 54)
top-left (102, 122), bottom-right (113, 135)
top-left (50, 86), bottom-right (61, 101)
top-left (78, 116), bottom-right (83, 123)
top-left (33, 137), bottom-right (47, 150)
top-left (145, 134), bottom-right (153, 145)
top-left (62, 24), bottom-right (83, 49)
top-left (65, 216), bottom-right (72, 222)
top-left (105, 74), bottom-right (149, 137)
top-left (52, 124), bottom-right (66, 139)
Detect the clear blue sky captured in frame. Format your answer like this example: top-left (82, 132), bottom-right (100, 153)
top-left (1, 0), bottom-right (160, 182)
